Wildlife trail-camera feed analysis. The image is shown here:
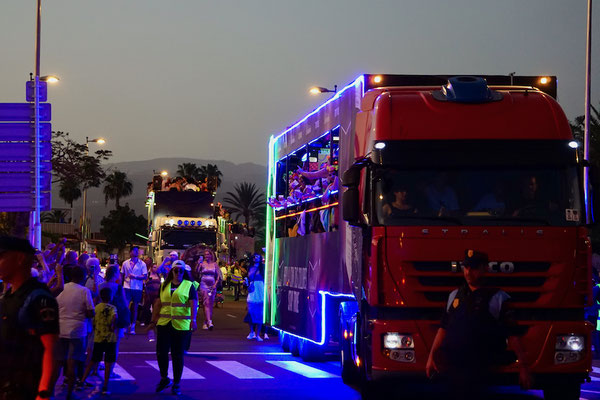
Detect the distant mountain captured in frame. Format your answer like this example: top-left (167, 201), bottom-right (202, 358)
top-left (51, 158), bottom-right (267, 231)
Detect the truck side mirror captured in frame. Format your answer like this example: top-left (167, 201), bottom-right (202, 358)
top-left (342, 165), bottom-right (363, 225)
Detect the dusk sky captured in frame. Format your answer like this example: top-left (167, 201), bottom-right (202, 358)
top-left (1, 1), bottom-right (598, 166)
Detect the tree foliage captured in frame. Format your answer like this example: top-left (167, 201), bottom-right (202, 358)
top-left (100, 204), bottom-right (147, 251)
top-left (571, 104), bottom-right (600, 167)
top-left (52, 131), bottom-right (112, 206)
top-left (176, 163), bottom-right (204, 182)
top-left (41, 209), bottom-right (69, 223)
top-left (223, 182), bottom-right (266, 227)
top-left (200, 163), bottom-right (223, 189)
top-left (103, 170), bottom-right (134, 209)
top-left (58, 177), bottom-right (82, 208)
top-left (571, 103), bottom-right (600, 247)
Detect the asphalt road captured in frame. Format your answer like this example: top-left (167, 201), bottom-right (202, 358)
top-left (52, 289), bottom-right (600, 400)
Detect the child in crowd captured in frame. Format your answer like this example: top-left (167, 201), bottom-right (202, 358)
top-left (82, 287), bottom-right (118, 395)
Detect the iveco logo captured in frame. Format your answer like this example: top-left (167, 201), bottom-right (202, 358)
top-left (451, 261), bottom-right (515, 273)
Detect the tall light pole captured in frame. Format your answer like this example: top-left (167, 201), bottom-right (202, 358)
top-left (584, 0), bottom-right (593, 223)
top-left (81, 136), bottom-right (105, 253)
top-left (30, 0), bottom-right (42, 249)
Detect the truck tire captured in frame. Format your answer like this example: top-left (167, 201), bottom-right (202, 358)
top-left (290, 336), bottom-right (300, 357)
top-left (340, 320), bottom-right (359, 384)
top-left (543, 382), bottom-right (581, 400)
top-left (280, 332), bottom-right (291, 353)
top-left (299, 338), bottom-right (325, 361)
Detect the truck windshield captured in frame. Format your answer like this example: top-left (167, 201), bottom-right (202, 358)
top-left (374, 166), bottom-right (582, 226)
top-left (160, 229), bottom-right (217, 249)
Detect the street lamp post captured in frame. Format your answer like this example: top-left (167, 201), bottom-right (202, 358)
top-left (30, 0), bottom-right (42, 249)
top-left (309, 85), bottom-right (337, 95)
top-left (584, 0), bottom-right (593, 223)
top-left (81, 136), bottom-right (105, 253)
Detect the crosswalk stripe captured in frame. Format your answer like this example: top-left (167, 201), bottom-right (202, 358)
top-left (207, 361), bottom-right (274, 379)
top-left (145, 361), bottom-right (205, 380)
top-left (593, 366), bottom-right (600, 374)
top-left (267, 361), bottom-right (338, 378)
top-left (590, 375), bottom-right (600, 382)
top-left (112, 363), bottom-right (136, 381)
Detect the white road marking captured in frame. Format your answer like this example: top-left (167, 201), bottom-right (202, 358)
top-left (589, 375), bottom-right (600, 382)
top-left (593, 366), bottom-right (600, 374)
top-left (145, 361), bottom-right (205, 379)
top-left (582, 389), bottom-right (600, 394)
top-left (226, 314), bottom-right (237, 318)
top-left (207, 361), bottom-right (274, 379)
top-left (111, 363), bottom-right (136, 381)
top-left (267, 361), bottom-right (338, 378)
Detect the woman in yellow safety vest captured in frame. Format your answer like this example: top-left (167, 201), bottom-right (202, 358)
top-left (148, 260), bottom-right (198, 395)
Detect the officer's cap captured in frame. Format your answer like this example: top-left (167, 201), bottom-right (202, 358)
top-left (463, 249), bottom-right (489, 268)
top-left (0, 236), bottom-right (35, 256)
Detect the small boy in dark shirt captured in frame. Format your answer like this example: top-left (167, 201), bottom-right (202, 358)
top-left (426, 250), bottom-right (532, 398)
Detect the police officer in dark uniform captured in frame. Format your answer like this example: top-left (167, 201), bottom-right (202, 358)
top-left (426, 250), bottom-right (532, 399)
top-left (0, 236), bottom-right (59, 400)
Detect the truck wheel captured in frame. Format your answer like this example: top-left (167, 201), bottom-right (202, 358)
top-left (280, 332), bottom-right (291, 352)
top-left (543, 382), bottom-right (581, 400)
top-left (299, 338), bottom-right (324, 361)
top-left (340, 320), bottom-right (359, 384)
top-left (290, 336), bottom-right (300, 357)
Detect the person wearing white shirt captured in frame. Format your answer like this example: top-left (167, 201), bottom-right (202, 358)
top-left (120, 246), bottom-right (148, 334)
top-left (56, 265), bottom-right (94, 398)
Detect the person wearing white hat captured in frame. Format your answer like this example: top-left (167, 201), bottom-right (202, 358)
top-left (148, 259), bottom-right (197, 395)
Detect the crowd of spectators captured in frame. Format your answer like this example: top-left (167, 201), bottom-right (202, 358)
top-left (0, 236), bottom-right (265, 399)
top-left (147, 175), bottom-right (218, 194)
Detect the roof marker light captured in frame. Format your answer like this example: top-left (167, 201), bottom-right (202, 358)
top-left (569, 141), bottom-right (579, 149)
top-left (373, 75), bottom-right (383, 84)
top-left (374, 142), bottom-right (386, 150)
top-left (539, 77), bottom-right (550, 85)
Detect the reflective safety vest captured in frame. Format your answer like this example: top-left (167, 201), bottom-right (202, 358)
top-left (192, 281), bottom-right (200, 310)
top-left (158, 280), bottom-right (193, 330)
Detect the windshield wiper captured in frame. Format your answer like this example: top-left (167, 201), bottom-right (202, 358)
top-left (385, 215), bottom-right (463, 225)
top-left (472, 216), bottom-right (551, 226)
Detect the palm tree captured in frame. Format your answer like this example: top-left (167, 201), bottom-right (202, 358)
top-left (223, 182), bottom-right (266, 226)
top-left (41, 209), bottom-right (69, 223)
top-left (59, 178), bottom-right (82, 208)
top-left (177, 163), bottom-right (204, 182)
top-left (200, 164), bottom-right (223, 190)
top-left (103, 170), bottom-right (133, 208)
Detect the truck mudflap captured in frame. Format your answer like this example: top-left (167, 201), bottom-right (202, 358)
top-left (368, 319), bottom-right (592, 383)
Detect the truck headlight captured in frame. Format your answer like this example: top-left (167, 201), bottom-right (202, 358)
top-left (556, 335), bottom-right (584, 351)
top-left (555, 335), bottom-right (585, 365)
top-left (383, 333), bottom-right (414, 349)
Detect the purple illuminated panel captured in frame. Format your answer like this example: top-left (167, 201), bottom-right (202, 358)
top-left (25, 81), bottom-right (48, 102)
top-left (0, 103), bottom-right (51, 121)
top-left (0, 122), bottom-right (51, 141)
top-left (0, 192), bottom-right (51, 212)
top-left (0, 143), bottom-right (52, 162)
top-left (0, 161), bottom-right (51, 173)
top-left (0, 172), bottom-right (51, 192)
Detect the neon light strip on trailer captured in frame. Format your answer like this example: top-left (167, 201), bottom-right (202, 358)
top-left (272, 76), bottom-right (365, 142)
top-left (277, 124), bottom-right (342, 162)
top-left (273, 291), bottom-right (355, 346)
top-left (267, 75), bottom-right (364, 326)
top-left (264, 135), bottom-right (276, 324)
top-left (273, 190), bottom-right (339, 211)
top-left (274, 202), bottom-right (339, 220)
